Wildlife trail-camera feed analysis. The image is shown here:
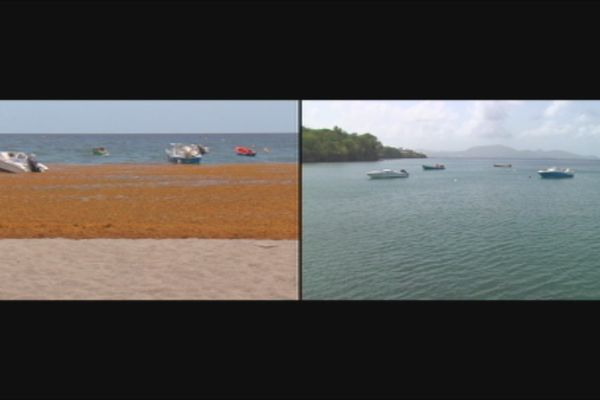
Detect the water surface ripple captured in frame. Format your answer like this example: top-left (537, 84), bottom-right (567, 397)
top-left (303, 158), bottom-right (600, 299)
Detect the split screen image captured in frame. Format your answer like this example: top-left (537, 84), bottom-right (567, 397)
top-left (1, 100), bottom-right (598, 300)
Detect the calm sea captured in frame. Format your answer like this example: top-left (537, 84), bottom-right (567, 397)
top-left (303, 158), bottom-right (600, 300)
top-left (0, 134), bottom-right (297, 165)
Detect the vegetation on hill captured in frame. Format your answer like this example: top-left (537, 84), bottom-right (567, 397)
top-left (302, 126), bottom-right (426, 162)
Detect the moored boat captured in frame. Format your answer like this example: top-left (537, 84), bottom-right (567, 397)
top-left (93, 147), bottom-right (110, 156)
top-left (0, 151), bottom-right (48, 173)
top-left (422, 164), bottom-right (445, 170)
top-left (538, 167), bottom-right (574, 178)
top-left (235, 146), bottom-right (257, 156)
top-left (493, 163), bottom-right (512, 168)
top-left (165, 143), bottom-right (204, 164)
top-left (367, 168), bottom-right (409, 179)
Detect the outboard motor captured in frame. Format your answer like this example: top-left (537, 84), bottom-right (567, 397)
top-left (27, 154), bottom-right (43, 173)
top-left (197, 144), bottom-right (208, 155)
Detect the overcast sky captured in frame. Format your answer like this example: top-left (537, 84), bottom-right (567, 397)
top-left (0, 101), bottom-right (298, 134)
top-left (303, 100), bottom-right (600, 156)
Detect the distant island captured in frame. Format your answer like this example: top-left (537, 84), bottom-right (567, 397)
top-left (427, 145), bottom-right (599, 160)
top-left (303, 126), bottom-right (427, 162)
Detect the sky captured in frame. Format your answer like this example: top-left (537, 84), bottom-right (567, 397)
top-left (303, 100), bottom-right (600, 156)
top-left (0, 101), bottom-right (298, 134)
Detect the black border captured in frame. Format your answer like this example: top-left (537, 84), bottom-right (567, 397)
top-left (4, 0), bottom-right (600, 398)
top-left (298, 100), bottom-right (303, 299)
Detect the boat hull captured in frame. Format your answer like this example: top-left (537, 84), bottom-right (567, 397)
top-left (167, 156), bottom-right (202, 164)
top-left (422, 165), bottom-right (444, 170)
top-left (368, 175), bottom-right (408, 179)
top-left (538, 171), bottom-right (574, 178)
top-left (367, 173), bottom-right (409, 179)
top-left (0, 160), bottom-right (28, 173)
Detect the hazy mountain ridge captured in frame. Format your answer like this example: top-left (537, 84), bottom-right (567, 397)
top-left (427, 145), bottom-right (599, 160)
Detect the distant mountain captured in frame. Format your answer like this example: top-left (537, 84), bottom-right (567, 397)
top-left (427, 145), bottom-right (599, 160)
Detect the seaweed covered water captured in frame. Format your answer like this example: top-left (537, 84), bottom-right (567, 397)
top-left (303, 158), bottom-right (600, 299)
top-left (0, 133), bottom-right (297, 165)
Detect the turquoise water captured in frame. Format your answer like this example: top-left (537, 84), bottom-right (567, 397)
top-left (303, 158), bottom-right (600, 299)
top-left (0, 134), bottom-right (297, 165)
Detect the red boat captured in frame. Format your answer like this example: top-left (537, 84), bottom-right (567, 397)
top-left (235, 146), bottom-right (257, 156)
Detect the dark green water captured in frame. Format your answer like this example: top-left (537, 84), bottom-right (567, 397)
top-left (303, 158), bottom-right (600, 299)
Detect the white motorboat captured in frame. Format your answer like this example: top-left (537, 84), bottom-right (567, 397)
top-left (367, 168), bottom-right (409, 179)
top-left (0, 151), bottom-right (48, 173)
top-left (165, 143), bottom-right (208, 164)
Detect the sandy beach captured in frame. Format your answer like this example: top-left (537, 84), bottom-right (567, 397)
top-left (0, 163), bottom-right (298, 299)
top-left (0, 239), bottom-right (297, 300)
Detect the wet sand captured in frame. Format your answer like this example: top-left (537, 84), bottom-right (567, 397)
top-left (0, 239), bottom-right (298, 300)
top-left (0, 163), bottom-right (298, 239)
top-left (0, 163), bottom-right (298, 299)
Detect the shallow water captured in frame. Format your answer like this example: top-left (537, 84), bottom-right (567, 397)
top-left (303, 158), bottom-right (600, 299)
top-left (0, 133), bottom-right (297, 165)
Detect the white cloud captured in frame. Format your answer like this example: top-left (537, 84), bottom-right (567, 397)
top-left (521, 111), bottom-right (600, 139)
top-left (303, 100), bottom-right (461, 148)
top-left (543, 100), bottom-right (571, 118)
top-left (461, 101), bottom-right (522, 139)
top-left (302, 100), bottom-right (600, 155)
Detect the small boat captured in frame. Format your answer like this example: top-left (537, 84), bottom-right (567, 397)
top-left (0, 151), bottom-right (48, 173)
top-left (422, 164), bottom-right (445, 170)
top-left (367, 168), bottom-right (409, 179)
top-left (93, 147), bottom-right (110, 156)
top-left (493, 163), bottom-right (512, 168)
top-left (165, 143), bottom-right (204, 164)
top-left (235, 146), bottom-right (257, 156)
top-left (538, 167), bottom-right (574, 179)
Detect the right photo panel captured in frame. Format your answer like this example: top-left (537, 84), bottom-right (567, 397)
top-left (302, 100), bottom-right (600, 300)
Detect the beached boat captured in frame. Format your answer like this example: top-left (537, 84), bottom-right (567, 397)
top-left (0, 151), bottom-right (48, 173)
top-left (422, 164), bottom-right (445, 170)
top-left (538, 167), bottom-right (574, 178)
top-left (165, 143), bottom-right (204, 164)
top-left (235, 146), bottom-right (257, 156)
top-left (367, 168), bottom-right (409, 179)
top-left (493, 163), bottom-right (512, 168)
top-left (93, 147), bottom-right (110, 156)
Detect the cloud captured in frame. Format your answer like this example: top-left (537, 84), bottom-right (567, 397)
top-left (521, 109), bottom-right (600, 139)
top-left (302, 100), bottom-right (600, 154)
top-left (543, 100), bottom-right (571, 118)
top-left (461, 101), bottom-right (521, 138)
top-left (303, 100), bottom-right (461, 148)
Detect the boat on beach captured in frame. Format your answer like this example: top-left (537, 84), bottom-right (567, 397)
top-left (165, 143), bottom-right (206, 164)
top-left (0, 151), bottom-right (48, 173)
top-left (538, 167), bottom-right (574, 178)
top-left (422, 164), bottom-right (445, 170)
top-left (93, 147), bottom-right (110, 156)
top-left (235, 146), bottom-right (257, 156)
top-left (493, 163), bottom-right (512, 168)
top-left (367, 168), bottom-right (409, 179)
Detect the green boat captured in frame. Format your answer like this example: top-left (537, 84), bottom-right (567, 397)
top-left (93, 147), bottom-right (109, 156)
top-left (422, 164), bottom-right (445, 170)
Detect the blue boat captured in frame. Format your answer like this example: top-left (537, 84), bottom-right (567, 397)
top-left (165, 143), bottom-right (206, 164)
top-left (538, 167), bottom-right (574, 178)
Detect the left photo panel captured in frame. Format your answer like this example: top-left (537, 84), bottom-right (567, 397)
top-left (0, 100), bottom-right (299, 300)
